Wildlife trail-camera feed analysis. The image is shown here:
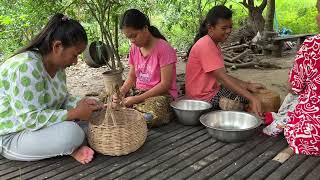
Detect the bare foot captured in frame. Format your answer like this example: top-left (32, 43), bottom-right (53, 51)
top-left (71, 146), bottom-right (94, 164)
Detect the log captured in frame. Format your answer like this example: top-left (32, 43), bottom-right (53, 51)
top-left (222, 44), bottom-right (249, 51)
top-left (225, 60), bottom-right (282, 69)
top-left (225, 61), bottom-right (256, 68)
top-left (230, 49), bottom-right (251, 62)
top-left (223, 53), bottom-right (233, 59)
top-left (224, 57), bottom-right (234, 63)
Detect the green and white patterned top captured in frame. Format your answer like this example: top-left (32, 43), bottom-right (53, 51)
top-left (0, 51), bottom-right (81, 135)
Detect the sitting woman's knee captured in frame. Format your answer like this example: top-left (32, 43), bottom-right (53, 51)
top-left (58, 121), bottom-right (85, 149)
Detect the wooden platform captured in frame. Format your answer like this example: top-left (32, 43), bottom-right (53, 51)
top-left (1, 121), bottom-right (319, 180)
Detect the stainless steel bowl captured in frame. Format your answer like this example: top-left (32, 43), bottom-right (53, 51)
top-left (200, 111), bottom-right (262, 142)
top-left (170, 99), bottom-right (212, 125)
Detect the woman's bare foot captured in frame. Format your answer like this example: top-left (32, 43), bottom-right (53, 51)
top-left (71, 146), bottom-right (94, 164)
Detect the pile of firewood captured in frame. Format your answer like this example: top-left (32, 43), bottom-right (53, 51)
top-left (222, 43), bottom-right (281, 70)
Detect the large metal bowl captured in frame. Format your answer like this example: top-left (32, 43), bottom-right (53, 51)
top-left (170, 99), bottom-right (212, 125)
top-left (200, 111), bottom-right (262, 142)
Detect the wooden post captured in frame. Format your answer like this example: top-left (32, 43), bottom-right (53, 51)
top-left (262, 31), bottom-right (277, 56)
top-left (272, 40), bottom-right (284, 57)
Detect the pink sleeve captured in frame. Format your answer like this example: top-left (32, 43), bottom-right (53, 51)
top-left (158, 43), bottom-right (177, 67)
top-left (198, 42), bottom-right (224, 73)
top-left (128, 45), bottom-right (135, 65)
top-left (288, 42), bottom-right (309, 93)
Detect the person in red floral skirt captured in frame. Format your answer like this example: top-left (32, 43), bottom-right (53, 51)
top-left (284, 0), bottom-right (320, 155)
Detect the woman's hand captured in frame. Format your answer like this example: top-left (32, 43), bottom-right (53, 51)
top-left (247, 96), bottom-right (262, 117)
top-left (247, 82), bottom-right (265, 93)
top-left (71, 98), bottom-right (104, 121)
top-left (73, 100), bottom-right (95, 120)
top-left (123, 96), bottom-right (143, 107)
top-left (78, 98), bottom-right (104, 111)
top-left (112, 93), bottom-right (123, 104)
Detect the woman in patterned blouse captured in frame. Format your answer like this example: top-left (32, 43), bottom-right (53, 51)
top-left (0, 14), bottom-right (102, 164)
top-left (284, 0), bottom-right (320, 155)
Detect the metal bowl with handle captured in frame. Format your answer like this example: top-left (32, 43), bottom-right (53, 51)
top-left (170, 99), bottom-right (212, 125)
top-left (200, 111), bottom-right (262, 142)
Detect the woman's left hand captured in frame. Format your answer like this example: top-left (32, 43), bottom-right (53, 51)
top-left (123, 96), bottom-right (143, 107)
top-left (247, 82), bottom-right (265, 93)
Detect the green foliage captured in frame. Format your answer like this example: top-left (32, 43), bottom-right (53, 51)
top-left (0, 0), bottom-right (82, 60)
top-left (276, 0), bottom-right (317, 34)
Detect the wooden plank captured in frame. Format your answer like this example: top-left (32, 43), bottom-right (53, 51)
top-left (227, 138), bottom-right (287, 180)
top-left (0, 157), bottom-right (63, 179)
top-left (168, 139), bottom-right (253, 180)
top-left (187, 135), bottom-right (267, 180)
top-left (304, 160), bottom-right (320, 180)
top-left (11, 158), bottom-right (75, 180)
top-left (65, 125), bottom-right (200, 180)
top-left (55, 131), bottom-right (208, 180)
top-left (0, 123), bottom-right (182, 179)
top-left (37, 154), bottom-right (109, 180)
top-left (32, 122), bottom-right (187, 179)
top-left (211, 136), bottom-right (280, 180)
top-left (247, 160), bottom-right (281, 180)
top-left (147, 121), bottom-right (183, 140)
top-left (265, 155), bottom-right (308, 180)
top-left (284, 156), bottom-right (320, 180)
top-left (0, 161), bottom-right (38, 177)
top-left (4, 124), bottom-right (180, 180)
top-left (149, 141), bottom-right (226, 180)
top-left (114, 132), bottom-right (211, 179)
top-left (1, 124), bottom-right (182, 179)
top-left (78, 126), bottom-right (204, 180)
top-left (135, 136), bottom-right (216, 180)
top-left (0, 158), bottom-right (11, 165)
top-left (0, 160), bottom-right (35, 171)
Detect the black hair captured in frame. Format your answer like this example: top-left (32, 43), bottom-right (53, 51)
top-left (187, 5), bottom-right (232, 56)
top-left (120, 9), bottom-right (167, 41)
top-left (14, 13), bottom-right (87, 56)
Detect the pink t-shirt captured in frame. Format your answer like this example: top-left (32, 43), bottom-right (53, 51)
top-left (185, 35), bottom-right (225, 102)
top-left (128, 39), bottom-right (178, 98)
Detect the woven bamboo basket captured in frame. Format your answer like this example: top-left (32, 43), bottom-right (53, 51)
top-left (219, 96), bottom-right (244, 111)
top-left (88, 108), bottom-right (148, 156)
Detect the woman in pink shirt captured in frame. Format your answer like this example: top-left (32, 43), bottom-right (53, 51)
top-left (114, 9), bottom-right (177, 127)
top-left (185, 5), bottom-right (264, 116)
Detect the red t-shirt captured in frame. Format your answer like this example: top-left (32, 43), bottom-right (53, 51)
top-left (185, 35), bottom-right (225, 102)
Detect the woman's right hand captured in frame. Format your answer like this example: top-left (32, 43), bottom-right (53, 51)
top-left (247, 96), bottom-right (262, 117)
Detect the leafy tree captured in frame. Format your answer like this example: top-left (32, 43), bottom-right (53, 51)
top-left (0, 0), bottom-right (80, 59)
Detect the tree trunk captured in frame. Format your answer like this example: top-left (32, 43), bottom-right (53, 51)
top-left (241, 0), bottom-right (267, 34)
top-left (248, 7), bottom-right (265, 33)
top-left (197, 0), bottom-right (202, 25)
top-left (114, 14), bottom-right (119, 57)
top-left (264, 0), bottom-right (275, 32)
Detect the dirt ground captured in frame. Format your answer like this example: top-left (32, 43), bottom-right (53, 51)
top-left (65, 50), bottom-right (296, 102)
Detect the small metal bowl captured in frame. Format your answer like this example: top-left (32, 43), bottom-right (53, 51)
top-left (200, 111), bottom-right (262, 142)
top-left (170, 99), bottom-right (212, 125)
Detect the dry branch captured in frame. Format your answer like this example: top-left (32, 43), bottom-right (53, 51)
top-left (222, 44), bottom-right (249, 51)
